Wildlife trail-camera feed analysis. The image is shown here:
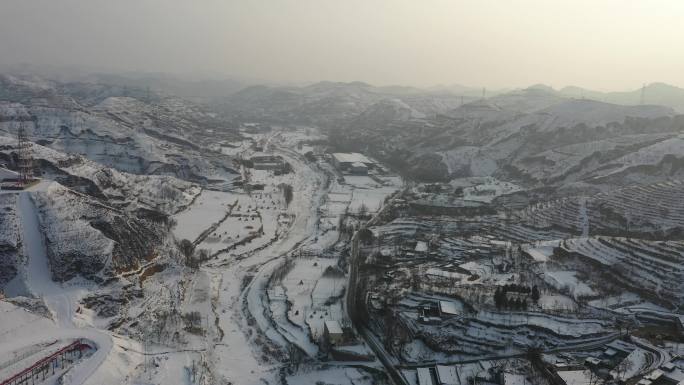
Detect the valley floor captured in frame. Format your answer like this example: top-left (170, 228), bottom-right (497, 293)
top-left (0, 128), bottom-right (401, 385)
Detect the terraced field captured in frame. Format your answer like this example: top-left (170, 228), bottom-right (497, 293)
top-left (517, 180), bottom-right (684, 238)
top-left (560, 237), bottom-right (684, 307)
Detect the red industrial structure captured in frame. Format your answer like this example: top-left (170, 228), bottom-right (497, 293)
top-left (0, 339), bottom-right (92, 385)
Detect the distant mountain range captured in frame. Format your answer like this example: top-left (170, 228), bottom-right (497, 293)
top-left (558, 82), bottom-right (684, 113)
top-left (432, 82), bottom-right (684, 113)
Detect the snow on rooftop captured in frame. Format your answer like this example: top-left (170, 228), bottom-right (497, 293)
top-left (415, 241), bottom-right (428, 252)
top-left (557, 370), bottom-right (593, 385)
top-left (417, 367), bottom-right (435, 385)
top-left (646, 369), bottom-right (664, 380)
top-left (332, 152), bottom-right (372, 164)
top-left (525, 247), bottom-right (552, 262)
top-left (324, 320), bottom-right (343, 335)
top-left (435, 365), bottom-right (459, 385)
top-left (438, 301), bottom-right (462, 315)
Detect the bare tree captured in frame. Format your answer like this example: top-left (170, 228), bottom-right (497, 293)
top-left (358, 203), bottom-right (368, 217)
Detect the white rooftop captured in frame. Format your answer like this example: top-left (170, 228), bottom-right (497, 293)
top-left (439, 300), bottom-right (461, 315)
top-left (525, 247), bottom-right (551, 262)
top-left (332, 152), bottom-right (372, 164)
top-left (324, 320), bottom-right (343, 335)
top-left (436, 365), bottom-right (459, 385)
top-left (415, 241), bottom-right (428, 252)
top-left (417, 367), bottom-right (435, 385)
top-left (557, 370), bottom-right (593, 385)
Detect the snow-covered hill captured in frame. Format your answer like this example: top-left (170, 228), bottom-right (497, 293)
top-left (0, 74), bottom-right (240, 188)
top-left (329, 86), bottom-right (684, 186)
top-left (0, 135), bottom-right (201, 216)
top-left (221, 81), bottom-right (463, 125)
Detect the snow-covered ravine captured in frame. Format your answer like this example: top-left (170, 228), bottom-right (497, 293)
top-left (19, 192), bottom-right (74, 327)
top-left (0, 191), bottom-right (129, 385)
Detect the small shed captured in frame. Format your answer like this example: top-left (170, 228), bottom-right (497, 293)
top-left (438, 301), bottom-right (461, 316)
top-left (324, 320), bottom-right (344, 345)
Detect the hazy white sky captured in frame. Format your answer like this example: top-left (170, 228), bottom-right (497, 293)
top-left (1, 0), bottom-right (682, 90)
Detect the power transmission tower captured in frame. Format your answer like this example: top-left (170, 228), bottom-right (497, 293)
top-left (640, 84), bottom-right (646, 105)
top-left (16, 125), bottom-right (34, 187)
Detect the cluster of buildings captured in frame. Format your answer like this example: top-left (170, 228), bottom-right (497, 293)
top-left (637, 357), bottom-right (684, 385)
top-left (579, 339), bottom-right (684, 385)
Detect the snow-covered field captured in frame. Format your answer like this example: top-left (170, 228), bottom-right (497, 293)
top-left (544, 270), bottom-right (597, 299)
top-left (346, 175), bottom-right (402, 213)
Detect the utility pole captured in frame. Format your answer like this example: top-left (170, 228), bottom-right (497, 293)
top-left (16, 125), bottom-right (33, 187)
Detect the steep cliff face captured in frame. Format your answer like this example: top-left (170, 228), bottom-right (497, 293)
top-left (32, 184), bottom-right (165, 282)
top-left (0, 74), bottom-right (230, 293)
top-left (0, 194), bottom-right (20, 287)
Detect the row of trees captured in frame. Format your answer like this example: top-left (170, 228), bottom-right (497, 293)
top-left (496, 284), bottom-right (540, 300)
top-left (493, 285), bottom-right (540, 310)
top-left (178, 238), bottom-right (208, 269)
top-left (494, 293), bottom-right (529, 310)
top-left (279, 183), bottom-right (293, 207)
